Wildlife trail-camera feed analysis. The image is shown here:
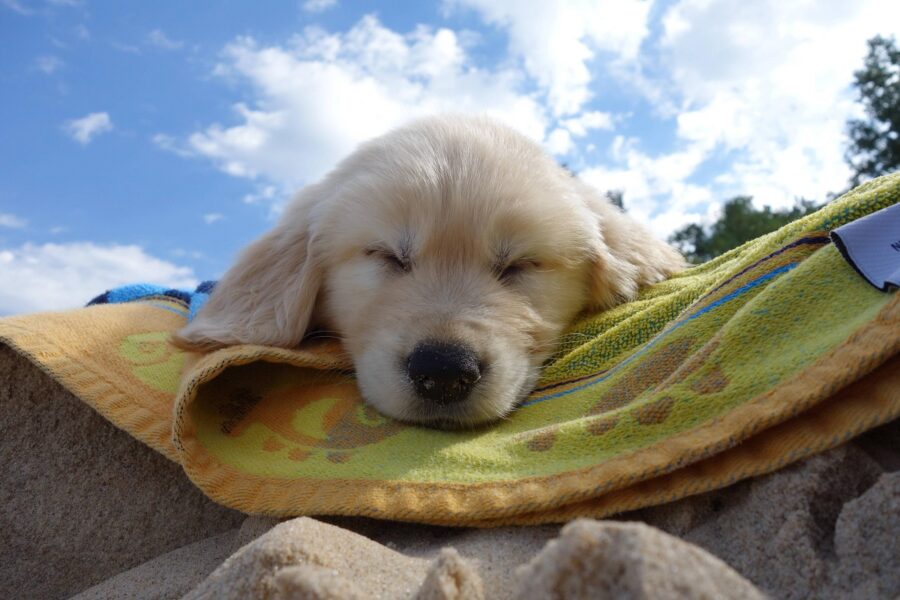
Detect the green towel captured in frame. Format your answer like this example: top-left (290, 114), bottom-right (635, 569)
top-left (1, 174), bottom-right (897, 526)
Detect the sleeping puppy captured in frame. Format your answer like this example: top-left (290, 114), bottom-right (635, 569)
top-left (173, 115), bottom-right (685, 428)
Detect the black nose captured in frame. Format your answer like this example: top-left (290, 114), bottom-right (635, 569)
top-left (406, 341), bottom-right (482, 404)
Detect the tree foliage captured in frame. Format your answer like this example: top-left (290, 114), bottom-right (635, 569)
top-left (669, 196), bottom-right (820, 264)
top-left (668, 35), bottom-right (899, 264)
top-left (846, 35), bottom-right (900, 186)
top-left (605, 189), bottom-right (624, 209)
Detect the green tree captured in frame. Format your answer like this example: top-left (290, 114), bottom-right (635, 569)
top-left (846, 35), bottom-right (900, 186)
top-left (669, 196), bottom-right (820, 264)
top-left (605, 189), bottom-right (624, 209)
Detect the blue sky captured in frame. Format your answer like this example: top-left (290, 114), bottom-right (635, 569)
top-left (1, 0), bottom-right (898, 314)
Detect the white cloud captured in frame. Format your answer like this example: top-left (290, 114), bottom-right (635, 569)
top-left (445, 0), bottom-right (652, 116)
top-left (569, 0), bottom-right (900, 238)
top-left (1, 0), bottom-right (31, 15)
top-left (580, 137), bottom-right (713, 236)
top-left (147, 29), bottom-right (184, 50)
top-left (302, 0), bottom-right (337, 13)
top-left (651, 0), bottom-right (900, 210)
top-left (63, 112), bottom-right (113, 144)
top-left (155, 1), bottom-right (900, 240)
top-left (35, 55), bottom-right (63, 74)
top-left (111, 41), bottom-right (141, 54)
top-left (561, 110), bottom-right (614, 137)
top-left (242, 184), bottom-right (278, 204)
top-left (185, 16), bottom-right (548, 194)
top-left (0, 213), bottom-right (27, 229)
top-left (0, 242), bottom-right (197, 315)
top-left (546, 128), bottom-right (574, 156)
top-left (152, 133), bottom-right (195, 157)
top-left (202, 213), bottom-right (224, 224)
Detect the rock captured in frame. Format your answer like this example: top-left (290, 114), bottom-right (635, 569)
top-left (0, 346), bottom-right (245, 600)
top-left (830, 472), bottom-right (900, 599)
top-left (633, 444), bottom-right (885, 599)
top-left (184, 517), bottom-right (431, 599)
top-left (235, 515), bottom-right (283, 548)
top-left (514, 519), bottom-right (765, 599)
top-left (328, 517), bottom-right (558, 599)
top-left (272, 565), bottom-right (366, 599)
top-left (415, 548), bottom-right (484, 600)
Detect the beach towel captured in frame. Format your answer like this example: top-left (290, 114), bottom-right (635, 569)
top-left (1, 173), bottom-right (898, 526)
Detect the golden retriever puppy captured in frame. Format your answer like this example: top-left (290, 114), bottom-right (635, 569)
top-left (173, 115), bottom-right (684, 428)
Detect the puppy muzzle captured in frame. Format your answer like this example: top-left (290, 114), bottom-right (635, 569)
top-left (406, 341), bottom-right (482, 405)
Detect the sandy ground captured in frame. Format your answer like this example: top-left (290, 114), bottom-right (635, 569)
top-left (2, 345), bottom-right (897, 599)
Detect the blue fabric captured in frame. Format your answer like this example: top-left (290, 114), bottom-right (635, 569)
top-left (188, 292), bottom-right (210, 322)
top-left (88, 281), bottom-right (217, 322)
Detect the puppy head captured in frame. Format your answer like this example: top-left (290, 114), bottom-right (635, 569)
top-left (174, 115), bottom-right (684, 428)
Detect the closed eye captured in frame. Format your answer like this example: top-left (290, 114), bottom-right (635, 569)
top-left (495, 259), bottom-right (539, 284)
top-left (365, 247), bottom-right (411, 273)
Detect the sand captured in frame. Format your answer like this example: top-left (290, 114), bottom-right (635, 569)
top-left (2, 345), bottom-right (897, 599)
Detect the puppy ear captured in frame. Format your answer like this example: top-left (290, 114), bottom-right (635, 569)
top-left (172, 196), bottom-right (324, 351)
top-left (578, 181), bottom-right (686, 311)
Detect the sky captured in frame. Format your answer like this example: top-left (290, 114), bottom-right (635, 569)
top-left (1, 0), bottom-right (898, 315)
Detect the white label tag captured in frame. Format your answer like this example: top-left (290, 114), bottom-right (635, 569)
top-left (830, 201), bottom-right (900, 291)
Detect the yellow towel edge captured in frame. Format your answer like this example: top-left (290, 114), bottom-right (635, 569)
top-left (175, 295), bottom-right (900, 522)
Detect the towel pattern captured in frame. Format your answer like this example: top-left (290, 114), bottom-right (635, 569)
top-left (1, 173), bottom-right (898, 526)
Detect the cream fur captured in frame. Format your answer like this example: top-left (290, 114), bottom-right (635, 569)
top-left (173, 115), bottom-right (685, 428)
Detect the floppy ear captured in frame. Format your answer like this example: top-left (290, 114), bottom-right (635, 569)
top-left (577, 181), bottom-right (687, 311)
top-left (172, 194), bottom-right (324, 351)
